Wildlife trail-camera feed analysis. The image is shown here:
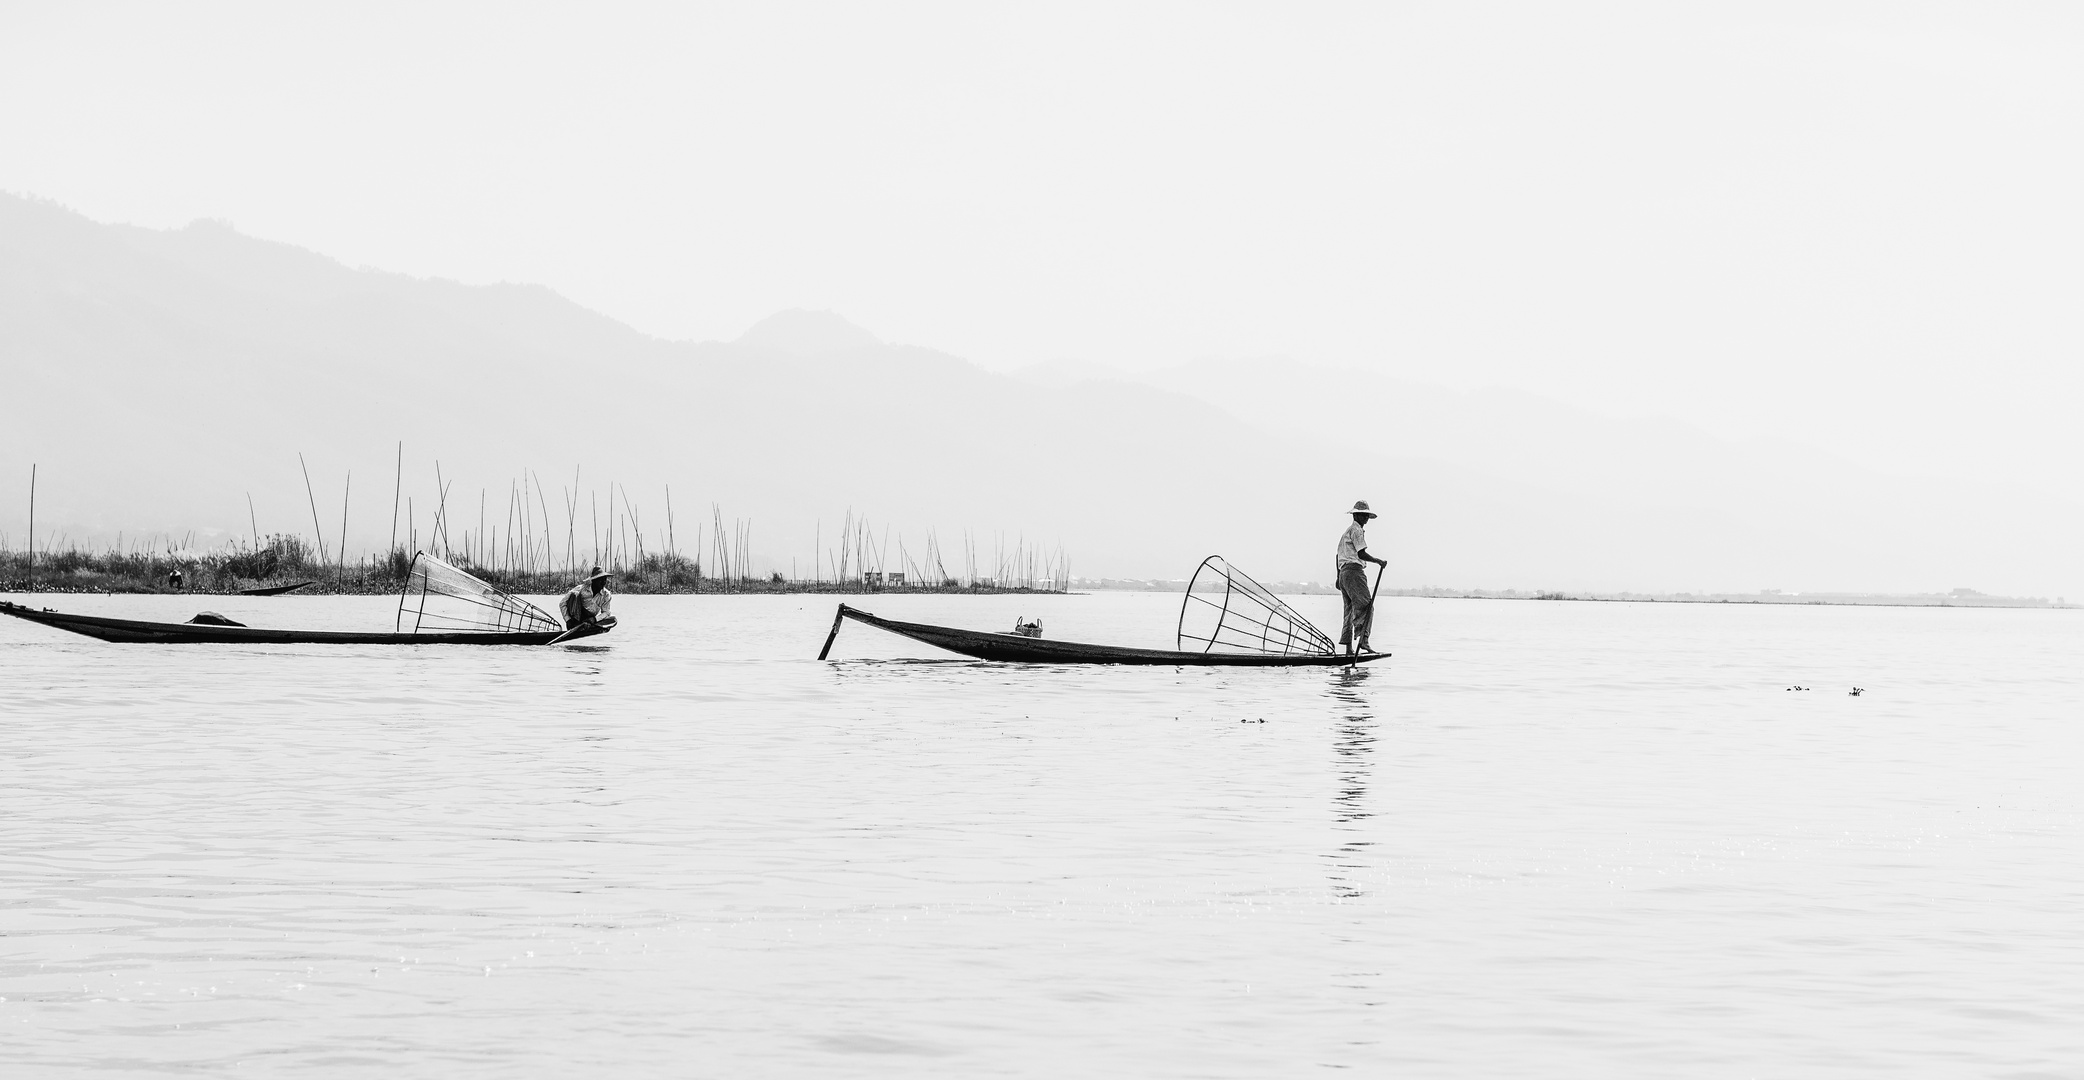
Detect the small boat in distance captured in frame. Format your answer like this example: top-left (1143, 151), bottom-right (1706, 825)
top-left (818, 556), bottom-right (1388, 666)
top-left (0, 554), bottom-right (609, 646)
top-left (237, 580), bottom-right (317, 596)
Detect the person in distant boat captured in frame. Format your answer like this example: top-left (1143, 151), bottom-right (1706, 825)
top-left (1336, 500), bottom-right (1387, 654)
top-left (561, 566), bottom-right (616, 630)
top-left (167, 566), bottom-right (184, 590)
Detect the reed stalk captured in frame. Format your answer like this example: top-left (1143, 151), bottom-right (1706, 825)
top-left (389, 442), bottom-right (402, 553)
top-left (299, 453), bottom-right (329, 564)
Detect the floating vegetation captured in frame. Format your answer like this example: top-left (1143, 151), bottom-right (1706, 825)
top-left (5, 453), bottom-right (1070, 596)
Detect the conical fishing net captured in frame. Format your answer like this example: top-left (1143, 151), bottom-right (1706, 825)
top-left (1176, 556), bottom-right (1339, 656)
top-left (395, 552), bottom-right (562, 635)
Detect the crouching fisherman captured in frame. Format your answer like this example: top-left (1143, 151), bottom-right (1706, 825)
top-left (561, 565), bottom-right (618, 631)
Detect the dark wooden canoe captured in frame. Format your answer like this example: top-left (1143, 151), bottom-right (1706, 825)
top-left (237, 581), bottom-right (317, 596)
top-left (0, 600), bottom-right (609, 645)
top-left (819, 604), bottom-right (1386, 666)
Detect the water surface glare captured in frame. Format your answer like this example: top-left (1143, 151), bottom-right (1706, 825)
top-left (3, 592), bottom-right (2080, 1076)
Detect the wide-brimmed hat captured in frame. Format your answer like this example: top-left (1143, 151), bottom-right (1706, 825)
top-left (586, 565), bottom-right (612, 581)
top-left (1348, 500), bottom-right (1378, 519)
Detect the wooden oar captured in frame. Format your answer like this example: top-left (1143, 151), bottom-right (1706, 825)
top-left (817, 604), bottom-right (851, 660)
top-left (1366, 561), bottom-right (1386, 654)
top-left (1346, 561), bottom-right (1386, 661)
top-left (548, 614), bottom-right (615, 645)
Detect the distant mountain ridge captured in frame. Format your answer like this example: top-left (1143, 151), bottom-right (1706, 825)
top-left (737, 309), bottom-right (883, 356)
top-left (2, 192), bottom-right (2076, 597)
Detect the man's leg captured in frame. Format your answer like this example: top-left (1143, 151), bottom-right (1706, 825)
top-left (1337, 564), bottom-right (1366, 651)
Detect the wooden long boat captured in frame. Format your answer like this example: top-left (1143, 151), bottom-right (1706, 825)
top-left (237, 580), bottom-right (316, 596)
top-left (819, 604), bottom-right (1386, 666)
top-left (0, 601), bottom-right (609, 645)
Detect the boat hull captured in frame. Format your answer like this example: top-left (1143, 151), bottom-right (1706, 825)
top-left (237, 581), bottom-right (317, 596)
top-left (0, 601), bottom-right (608, 645)
top-left (830, 605), bottom-right (1386, 666)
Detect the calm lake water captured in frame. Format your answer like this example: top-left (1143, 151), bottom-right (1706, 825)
top-left (3, 591), bottom-right (2080, 1077)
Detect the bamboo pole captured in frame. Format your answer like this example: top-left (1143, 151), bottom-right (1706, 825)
top-left (299, 453), bottom-right (329, 564)
top-left (507, 482), bottom-right (519, 575)
top-left (433, 462), bottom-right (449, 557)
top-left (533, 471), bottom-right (554, 577)
top-left (247, 492), bottom-right (260, 550)
top-left (389, 441), bottom-right (402, 554)
top-left (338, 470), bottom-right (351, 585)
top-left (710, 505), bottom-right (724, 588)
top-left (614, 483), bottom-right (628, 571)
top-left (26, 463), bottom-right (34, 588)
top-left (625, 489), bottom-right (643, 568)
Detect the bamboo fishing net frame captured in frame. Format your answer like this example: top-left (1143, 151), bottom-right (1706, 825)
top-left (395, 552), bottom-right (563, 635)
top-left (1175, 556), bottom-right (1340, 656)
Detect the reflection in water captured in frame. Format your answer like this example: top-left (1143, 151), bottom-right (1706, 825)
top-left (1324, 666), bottom-right (1379, 899)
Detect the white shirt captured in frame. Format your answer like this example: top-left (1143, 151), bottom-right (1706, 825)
top-left (1336, 521), bottom-right (1367, 568)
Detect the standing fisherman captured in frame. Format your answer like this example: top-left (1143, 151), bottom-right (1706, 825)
top-left (560, 565), bottom-right (616, 631)
top-left (1335, 500), bottom-right (1387, 654)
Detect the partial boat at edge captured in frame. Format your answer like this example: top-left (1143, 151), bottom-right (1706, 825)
top-left (0, 600), bottom-right (608, 645)
top-left (0, 553), bottom-right (609, 646)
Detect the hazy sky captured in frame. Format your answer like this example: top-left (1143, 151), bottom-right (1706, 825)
top-left (5, 1), bottom-right (2079, 492)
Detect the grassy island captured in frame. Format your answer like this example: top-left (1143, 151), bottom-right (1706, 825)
top-left (1, 537), bottom-right (1060, 597)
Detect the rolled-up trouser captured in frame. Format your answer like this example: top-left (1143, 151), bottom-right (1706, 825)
top-left (1337, 562), bottom-right (1372, 647)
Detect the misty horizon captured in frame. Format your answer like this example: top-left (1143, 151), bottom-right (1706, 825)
top-left (3, 193), bottom-right (2080, 599)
